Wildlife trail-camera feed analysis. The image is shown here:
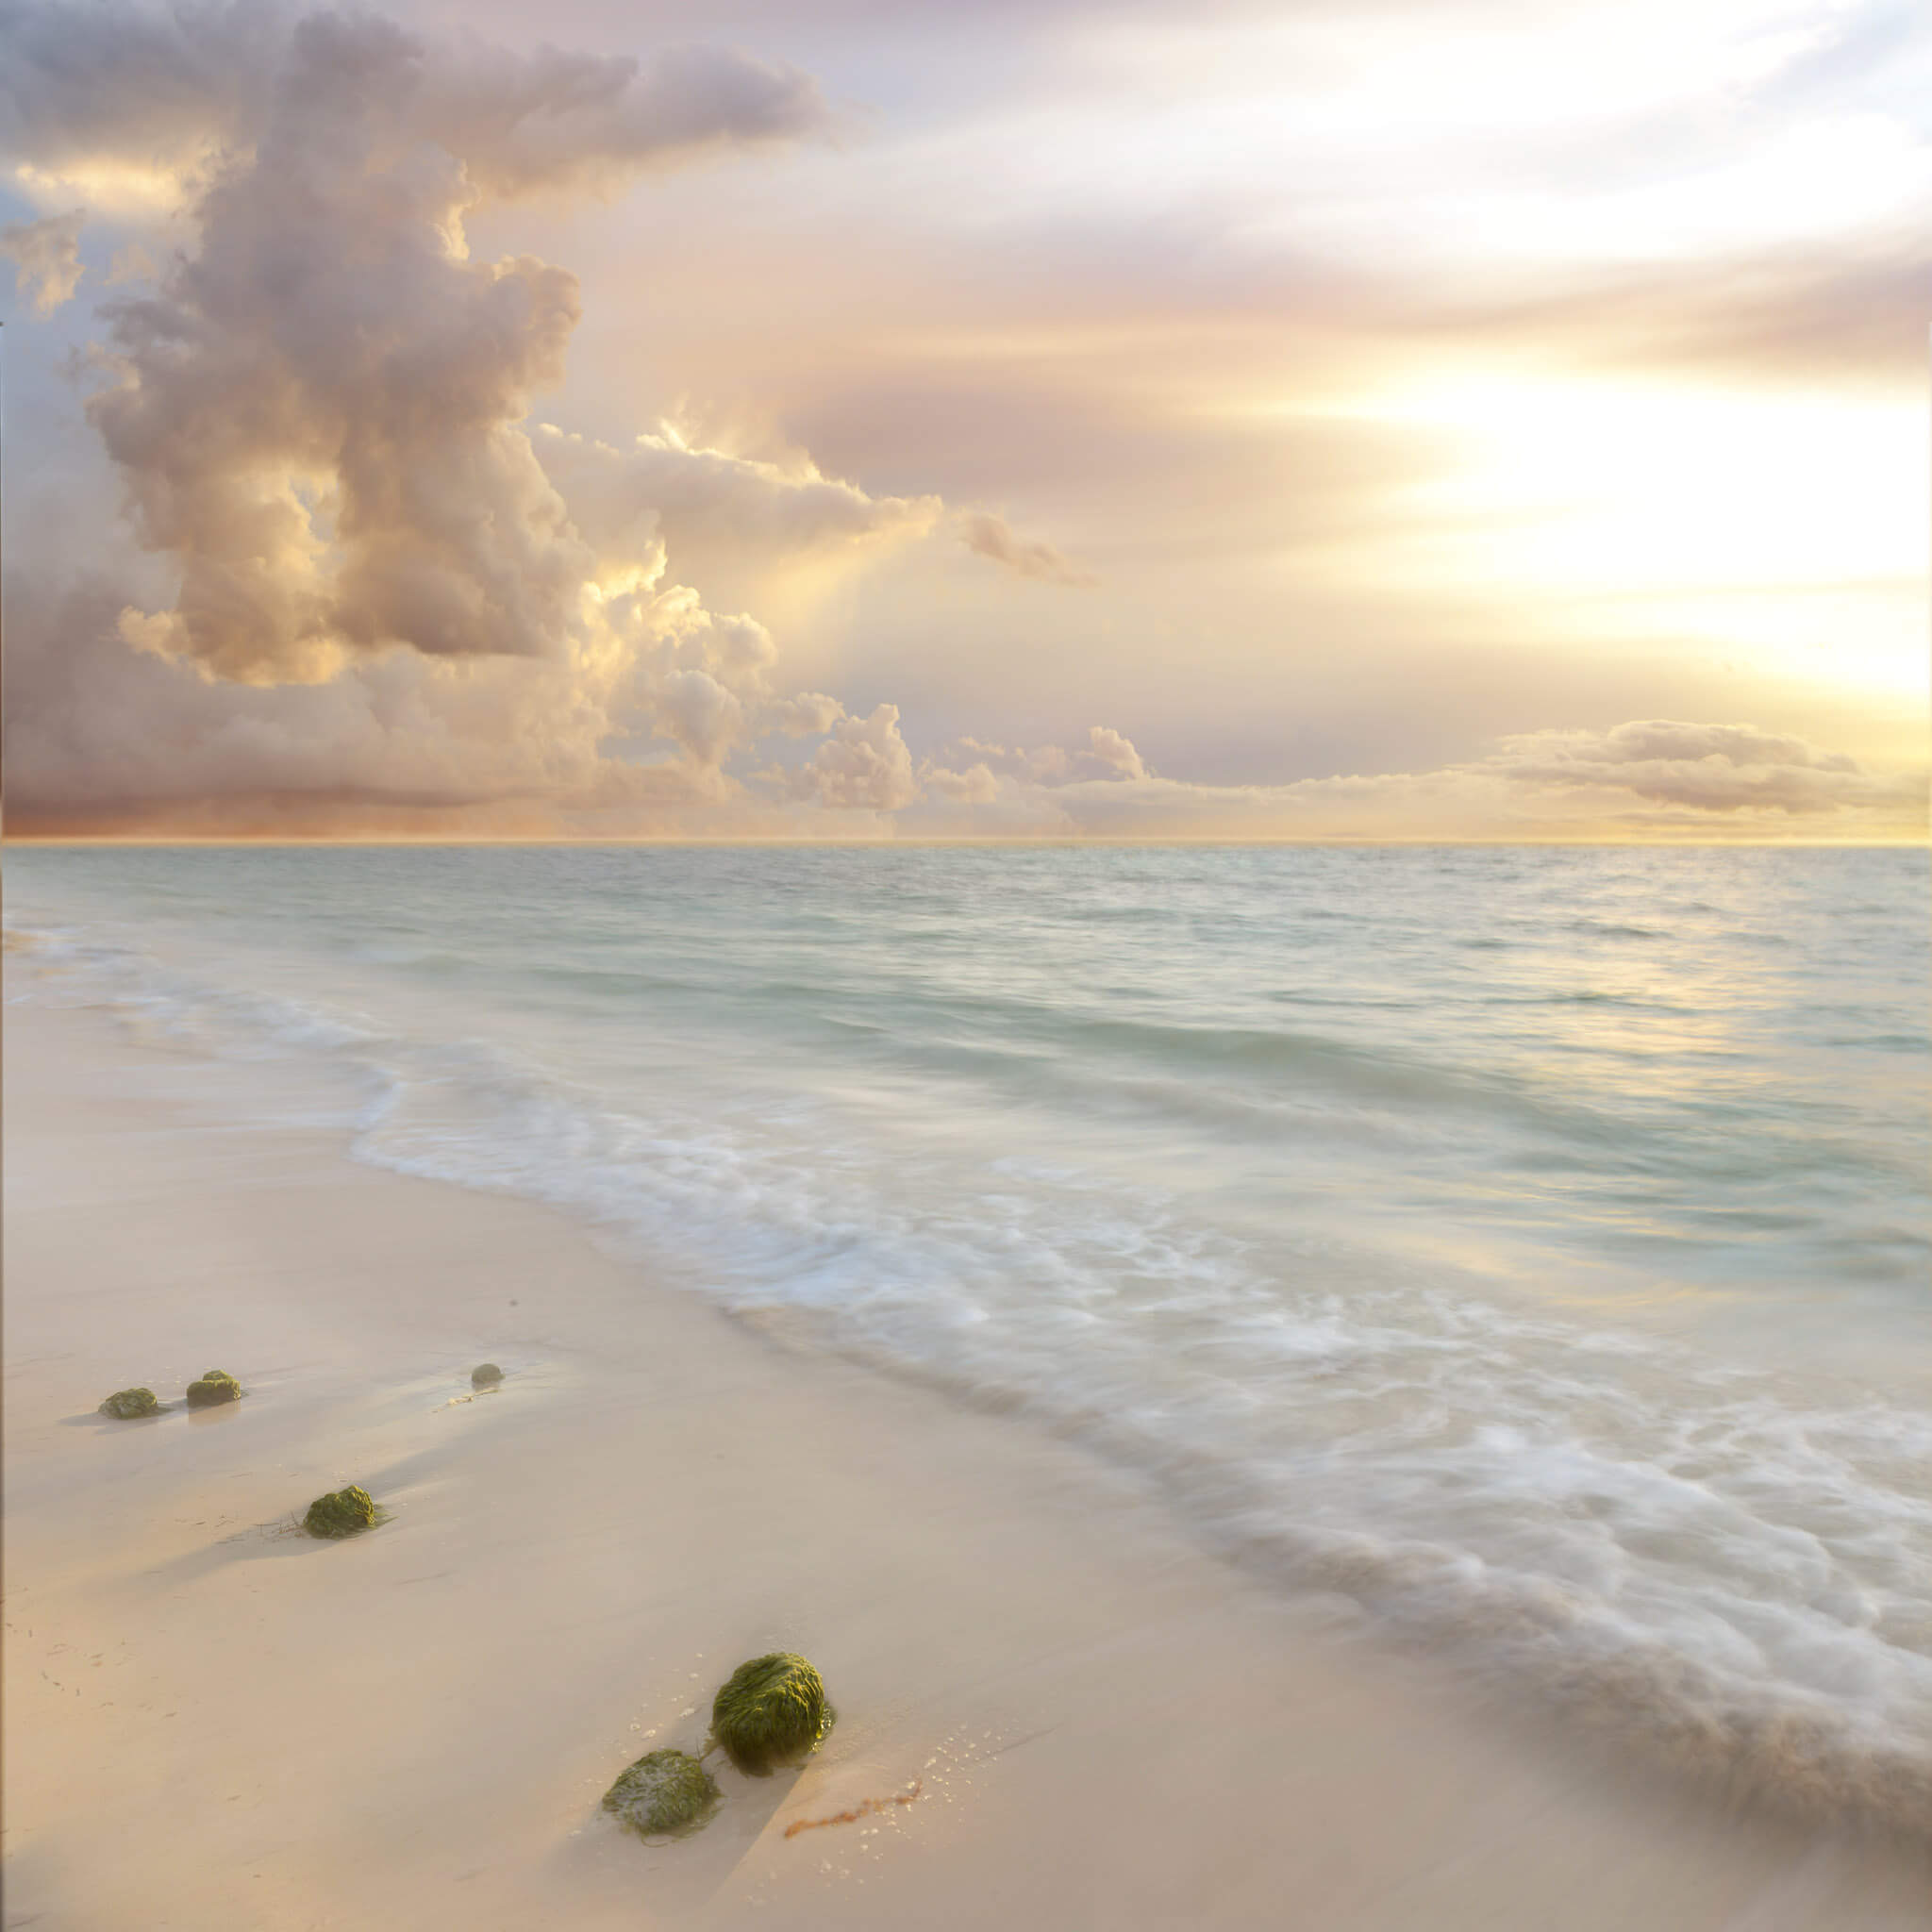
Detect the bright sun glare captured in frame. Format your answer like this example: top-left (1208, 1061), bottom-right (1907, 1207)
top-left (1297, 374), bottom-right (1927, 698)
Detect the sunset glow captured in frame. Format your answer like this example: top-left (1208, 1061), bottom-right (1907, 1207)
top-left (1, 0), bottom-right (1924, 841)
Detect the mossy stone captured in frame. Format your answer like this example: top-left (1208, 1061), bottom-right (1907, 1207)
top-left (471, 1363), bottom-right (504, 1389)
top-left (185, 1369), bottom-right (241, 1408)
top-left (602, 1749), bottom-right (721, 1838)
top-left (304, 1486), bottom-right (377, 1539)
top-left (98, 1387), bottom-right (160, 1419)
top-left (710, 1653), bottom-right (834, 1775)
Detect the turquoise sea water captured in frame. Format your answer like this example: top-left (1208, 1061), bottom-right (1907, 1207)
top-left (8, 843), bottom-right (1929, 1821)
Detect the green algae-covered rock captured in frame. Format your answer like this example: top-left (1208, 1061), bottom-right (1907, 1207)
top-left (471, 1362), bottom-right (504, 1389)
top-left (98, 1387), bottom-right (160, 1419)
top-left (184, 1369), bottom-right (241, 1408)
top-left (303, 1486), bottom-right (377, 1539)
top-left (710, 1653), bottom-right (834, 1775)
top-left (602, 1748), bottom-right (721, 1838)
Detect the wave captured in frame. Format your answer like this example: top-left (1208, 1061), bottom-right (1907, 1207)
top-left (8, 875), bottom-right (1932, 1840)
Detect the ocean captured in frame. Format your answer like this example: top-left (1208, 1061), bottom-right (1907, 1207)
top-left (7, 842), bottom-right (1929, 1825)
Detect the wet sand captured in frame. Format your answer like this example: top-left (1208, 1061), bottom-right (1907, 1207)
top-left (6, 995), bottom-right (1929, 1929)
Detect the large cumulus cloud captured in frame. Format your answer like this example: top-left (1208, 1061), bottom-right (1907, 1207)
top-left (0, 1), bottom-right (956, 830)
top-left (48, 5), bottom-right (829, 684)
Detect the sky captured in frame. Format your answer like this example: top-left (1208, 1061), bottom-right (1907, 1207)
top-left (0, 0), bottom-right (1925, 840)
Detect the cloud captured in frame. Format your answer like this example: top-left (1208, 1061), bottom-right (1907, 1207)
top-left (899, 718), bottom-right (1924, 841)
top-left (8, 5), bottom-right (836, 692)
top-left (535, 424), bottom-right (939, 575)
top-left (105, 241), bottom-right (157, 285)
top-left (600, 591), bottom-right (800, 775)
top-left (1083, 724), bottom-right (1146, 779)
top-left (959, 511), bottom-right (1097, 586)
top-left (11, 570), bottom-right (1920, 846)
top-left (4, 574), bottom-right (659, 829)
top-left (657, 667), bottom-right (745, 771)
top-left (781, 703), bottom-right (919, 810)
top-left (1398, 238), bottom-right (1932, 388)
top-left (920, 758), bottom-right (1000, 803)
top-left (925, 725), bottom-right (1149, 790)
top-left (0, 0), bottom-right (279, 197)
top-left (5, 567), bottom-right (844, 834)
top-left (768, 690), bottom-right (846, 738)
top-left (0, 6), bottom-right (908, 831)
top-left (414, 37), bottom-right (826, 200)
top-left (2, 208), bottom-right (85, 312)
top-left (1488, 719), bottom-right (1907, 817)
top-left (0, 1), bottom-right (825, 203)
top-left (4, 3), bottom-right (1921, 843)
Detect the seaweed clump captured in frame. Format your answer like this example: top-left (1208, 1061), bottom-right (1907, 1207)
top-left (184, 1369), bottom-right (241, 1408)
top-left (602, 1749), bottom-right (721, 1839)
top-left (471, 1363), bottom-right (504, 1389)
top-left (303, 1486), bottom-right (377, 1539)
top-left (98, 1387), bottom-right (160, 1419)
top-left (711, 1653), bottom-right (834, 1775)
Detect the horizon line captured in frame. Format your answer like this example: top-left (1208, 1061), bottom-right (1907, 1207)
top-left (5, 834), bottom-right (1925, 852)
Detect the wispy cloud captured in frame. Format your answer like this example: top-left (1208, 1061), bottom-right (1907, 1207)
top-left (959, 511), bottom-right (1097, 587)
top-left (2, 207), bottom-right (85, 312)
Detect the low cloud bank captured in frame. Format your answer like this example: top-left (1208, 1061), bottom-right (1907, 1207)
top-left (896, 721), bottom-right (1924, 842)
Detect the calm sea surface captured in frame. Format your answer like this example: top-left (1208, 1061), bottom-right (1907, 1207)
top-left (8, 844), bottom-right (1929, 1820)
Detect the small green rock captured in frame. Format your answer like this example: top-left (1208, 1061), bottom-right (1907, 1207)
top-left (471, 1362), bottom-right (504, 1389)
top-left (710, 1653), bottom-right (834, 1775)
top-left (602, 1749), bottom-right (721, 1838)
top-left (185, 1369), bottom-right (241, 1408)
top-left (304, 1486), bottom-right (377, 1539)
top-left (98, 1387), bottom-right (160, 1420)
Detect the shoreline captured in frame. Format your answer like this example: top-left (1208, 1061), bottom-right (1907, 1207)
top-left (7, 994), bottom-right (1931, 1928)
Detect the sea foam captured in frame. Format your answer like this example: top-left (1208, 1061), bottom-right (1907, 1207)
top-left (8, 842), bottom-right (1928, 1832)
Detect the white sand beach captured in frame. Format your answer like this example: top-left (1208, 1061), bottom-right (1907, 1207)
top-left (7, 995), bottom-right (1931, 1930)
